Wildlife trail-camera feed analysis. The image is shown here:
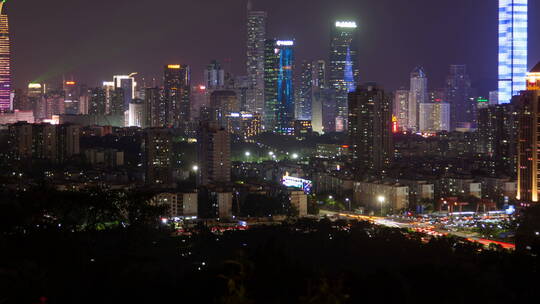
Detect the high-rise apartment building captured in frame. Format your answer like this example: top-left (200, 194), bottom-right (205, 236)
top-left (197, 122), bottom-right (231, 186)
top-left (477, 104), bottom-right (517, 177)
top-left (246, 1), bottom-right (266, 114)
top-left (145, 128), bottom-right (173, 186)
top-left (348, 83), bottom-right (393, 176)
top-left (0, 1), bottom-right (11, 112)
top-left (418, 102), bottom-right (450, 132)
top-left (498, 0), bottom-right (528, 104)
top-left (445, 65), bottom-right (474, 129)
top-left (329, 21), bottom-right (358, 132)
top-left (408, 67), bottom-right (428, 132)
top-left (264, 39), bottom-right (295, 133)
top-left (143, 87), bottom-right (165, 128)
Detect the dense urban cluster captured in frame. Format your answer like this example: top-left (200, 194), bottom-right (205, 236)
top-left (1, 0), bottom-right (540, 302)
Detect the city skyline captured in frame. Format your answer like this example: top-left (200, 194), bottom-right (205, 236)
top-left (7, 0), bottom-right (540, 94)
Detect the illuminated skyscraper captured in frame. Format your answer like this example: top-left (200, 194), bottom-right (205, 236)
top-left (329, 21), bottom-right (358, 132)
top-left (297, 61), bottom-right (313, 121)
top-left (499, 0), bottom-right (528, 104)
top-left (113, 74), bottom-right (136, 111)
top-left (408, 67), bottom-right (428, 132)
top-left (311, 60), bottom-right (327, 133)
top-left (0, 0), bottom-right (11, 111)
top-left (164, 64), bottom-right (191, 127)
top-left (264, 39), bottom-right (295, 133)
top-left (246, 1), bottom-right (267, 114)
top-left (517, 62), bottom-right (540, 202)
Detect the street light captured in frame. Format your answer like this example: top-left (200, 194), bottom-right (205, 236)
top-left (292, 153), bottom-right (299, 159)
top-left (245, 151), bottom-right (251, 157)
top-left (345, 198), bottom-right (351, 211)
top-left (377, 196), bottom-right (385, 216)
top-left (192, 165), bottom-right (199, 172)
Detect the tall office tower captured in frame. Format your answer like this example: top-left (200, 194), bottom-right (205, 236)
top-left (89, 88), bottom-right (106, 115)
top-left (499, 0), bottom-right (528, 104)
top-left (418, 102), bottom-right (450, 132)
top-left (516, 62), bottom-right (540, 201)
top-left (445, 65), bottom-right (474, 129)
top-left (204, 60), bottom-right (225, 89)
top-left (57, 124), bottom-right (80, 163)
top-left (32, 123), bottom-right (57, 162)
top-left (164, 64), bottom-right (191, 127)
top-left (477, 104), bottom-right (518, 176)
top-left (113, 74), bottom-right (136, 111)
top-left (393, 89), bottom-right (409, 131)
top-left (297, 61), bottom-right (313, 120)
top-left (144, 128), bottom-right (173, 186)
top-left (348, 83), bottom-right (393, 176)
top-left (329, 21), bottom-right (359, 132)
top-left (0, 1), bottom-right (11, 112)
top-left (311, 60), bottom-right (327, 133)
top-left (408, 67), bottom-right (428, 132)
top-left (109, 88), bottom-right (125, 116)
top-left (143, 87), bottom-right (165, 128)
top-left (264, 39), bottom-right (295, 133)
top-left (197, 121), bottom-right (231, 186)
top-left (246, 1), bottom-right (267, 114)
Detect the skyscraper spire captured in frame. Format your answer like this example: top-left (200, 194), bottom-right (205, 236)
top-left (247, 0), bottom-right (252, 12)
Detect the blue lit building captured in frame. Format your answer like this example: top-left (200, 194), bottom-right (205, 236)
top-left (498, 0), bottom-right (528, 104)
top-left (264, 39), bottom-right (295, 133)
top-left (329, 21), bottom-right (358, 132)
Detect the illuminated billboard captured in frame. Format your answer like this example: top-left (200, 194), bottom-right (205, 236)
top-left (335, 21), bottom-right (357, 28)
top-left (282, 176), bottom-right (312, 193)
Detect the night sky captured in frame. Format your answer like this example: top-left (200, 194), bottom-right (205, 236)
top-left (8, 0), bottom-right (540, 95)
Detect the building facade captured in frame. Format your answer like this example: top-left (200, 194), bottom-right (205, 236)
top-left (246, 2), bottom-right (267, 114)
top-left (348, 83), bottom-right (393, 176)
top-left (329, 21), bottom-right (358, 132)
top-left (0, 1), bottom-right (10, 111)
top-left (408, 67), bottom-right (428, 132)
top-left (498, 0), bottom-right (528, 104)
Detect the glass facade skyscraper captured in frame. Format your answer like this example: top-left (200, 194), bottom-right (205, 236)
top-left (0, 1), bottom-right (11, 112)
top-left (246, 1), bottom-right (267, 114)
top-left (329, 21), bottom-right (358, 132)
top-left (264, 40), bottom-right (295, 133)
top-left (498, 0), bottom-right (528, 104)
